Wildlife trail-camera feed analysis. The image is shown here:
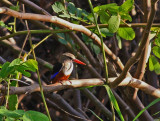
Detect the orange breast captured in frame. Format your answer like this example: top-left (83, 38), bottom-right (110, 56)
top-left (51, 71), bottom-right (70, 84)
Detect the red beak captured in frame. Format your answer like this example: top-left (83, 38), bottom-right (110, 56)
top-left (73, 59), bottom-right (86, 65)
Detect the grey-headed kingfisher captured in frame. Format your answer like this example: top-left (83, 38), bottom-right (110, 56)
top-left (51, 53), bottom-right (86, 84)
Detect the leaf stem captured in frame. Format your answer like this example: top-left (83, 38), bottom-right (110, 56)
top-left (87, 1), bottom-right (115, 121)
top-left (87, 0), bottom-right (108, 85)
top-left (28, 34), bottom-right (52, 121)
top-left (26, 34), bottom-right (52, 58)
top-left (5, 79), bottom-right (10, 109)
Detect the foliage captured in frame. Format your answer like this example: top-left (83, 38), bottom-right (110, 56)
top-left (52, 2), bottom-right (91, 24)
top-left (108, 15), bottom-right (121, 33)
top-left (0, 58), bottom-right (38, 80)
top-left (51, 0), bottom-right (135, 55)
top-left (0, 107), bottom-right (49, 121)
top-left (93, 0), bottom-right (135, 41)
top-left (0, 58), bottom-right (40, 121)
top-left (149, 29), bottom-right (160, 74)
top-left (52, 2), bottom-right (101, 54)
top-left (117, 27), bottom-right (135, 40)
top-left (0, 21), bottom-right (12, 31)
top-left (0, 0), bottom-right (160, 121)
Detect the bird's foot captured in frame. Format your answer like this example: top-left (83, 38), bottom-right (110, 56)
top-left (58, 80), bottom-right (72, 85)
top-left (67, 79), bottom-right (72, 84)
top-left (58, 80), bottom-right (63, 85)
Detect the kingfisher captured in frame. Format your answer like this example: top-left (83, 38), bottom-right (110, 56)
top-left (50, 53), bottom-right (86, 84)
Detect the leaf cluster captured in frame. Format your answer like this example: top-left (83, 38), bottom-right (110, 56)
top-left (0, 107), bottom-right (49, 121)
top-left (0, 58), bottom-right (38, 81)
top-left (149, 29), bottom-right (160, 74)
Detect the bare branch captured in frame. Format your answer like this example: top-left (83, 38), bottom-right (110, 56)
top-left (0, 77), bottom-right (160, 98)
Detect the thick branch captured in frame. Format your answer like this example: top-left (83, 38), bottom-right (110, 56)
top-left (1, 77), bottom-right (160, 98)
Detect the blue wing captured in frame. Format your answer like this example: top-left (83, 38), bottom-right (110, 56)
top-left (50, 72), bottom-right (59, 80)
top-left (50, 62), bottom-right (62, 80)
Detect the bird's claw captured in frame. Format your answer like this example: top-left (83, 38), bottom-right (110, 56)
top-left (58, 80), bottom-right (72, 85)
top-left (67, 79), bottom-right (72, 84)
top-left (58, 80), bottom-right (63, 85)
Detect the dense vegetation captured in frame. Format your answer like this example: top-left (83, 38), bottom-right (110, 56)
top-left (0, 0), bottom-right (160, 121)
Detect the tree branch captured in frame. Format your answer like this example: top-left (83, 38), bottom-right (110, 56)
top-left (0, 77), bottom-right (160, 98)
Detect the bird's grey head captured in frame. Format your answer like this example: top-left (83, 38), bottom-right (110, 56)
top-left (60, 53), bottom-right (75, 63)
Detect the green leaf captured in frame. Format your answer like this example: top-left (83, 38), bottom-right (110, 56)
top-left (17, 67), bottom-right (31, 77)
top-left (93, 3), bottom-right (118, 13)
top-left (149, 56), bottom-right (155, 71)
top-left (116, 34), bottom-right (122, 49)
top-left (104, 85), bottom-right (124, 121)
top-left (23, 59), bottom-right (38, 72)
top-left (133, 98), bottom-right (160, 121)
top-left (52, 2), bottom-right (65, 13)
top-left (23, 111), bottom-right (49, 121)
top-left (0, 21), bottom-right (12, 31)
top-left (8, 95), bottom-right (18, 111)
top-left (9, 58), bottom-right (21, 67)
top-left (81, 33), bottom-right (93, 45)
top-left (107, 6), bottom-right (119, 15)
top-left (108, 15), bottom-right (120, 33)
top-left (0, 109), bottom-right (22, 118)
top-left (120, 13), bottom-right (132, 22)
top-left (70, 14), bottom-right (81, 20)
top-left (118, 27), bottom-right (135, 40)
top-left (0, 114), bottom-right (3, 121)
top-left (92, 44), bottom-right (101, 55)
top-left (0, 21), bottom-right (6, 27)
top-left (10, 6), bottom-right (19, 11)
top-left (153, 46), bottom-right (160, 58)
top-left (0, 62), bottom-right (10, 78)
top-left (86, 13), bottom-right (94, 23)
top-left (155, 66), bottom-right (160, 74)
top-left (8, 81), bottom-right (18, 111)
top-left (0, 59), bottom-right (22, 79)
top-left (13, 110), bottom-right (25, 116)
top-left (68, 2), bottom-right (76, 14)
top-left (149, 55), bottom-right (160, 74)
top-left (76, 8), bottom-right (83, 17)
top-left (100, 28), bottom-right (114, 37)
top-left (155, 37), bottom-right (160, 47)
top-left (151, 27), bottom-right (160, 32)
top-left (81, 10), bottom-right (90, 20)
top-left (99, 12), bottom-right (110, 24)
top-left (119, 0), bottom-right (134, 12)
top-left (57, 33), bottom-right (68, 45)
top-left (59, 13), bottom-right (70, 18)
top-left (149, 32), bottom-right (156, 40)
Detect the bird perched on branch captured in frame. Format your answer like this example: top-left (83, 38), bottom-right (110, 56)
top-left (50, 53), bottom-right (86, 84)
